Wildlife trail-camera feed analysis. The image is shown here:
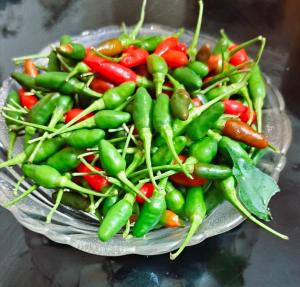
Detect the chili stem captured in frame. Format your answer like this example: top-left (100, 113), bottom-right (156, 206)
top-left (12, 53), bottom-right (49, 63)
top-left (4, 185), bottom-right (37, 208)
top-left (46, 188), bottom-right (64, 223)
top-left (187, 0), bottom-right (204, 61)
top-left (129, 0), bottom-right (147, 39)
top-left (122, 125), bottom-right (135, 158)
top-left (14, 176), bottom-right (25, 196)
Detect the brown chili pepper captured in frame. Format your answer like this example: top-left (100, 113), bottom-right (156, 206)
top-left (96, 38), bottom-right (124, 56)
top-left (196, 43), bottom-right (211, 63)
top-left (222, 118), bottom-right (268, 149)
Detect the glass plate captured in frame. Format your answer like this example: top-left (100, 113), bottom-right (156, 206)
top-left (0, 24), bottom-right (292, 256)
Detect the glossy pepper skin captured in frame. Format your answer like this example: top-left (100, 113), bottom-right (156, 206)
top-left (57, 43), bottom-right (86, 60)
top-left (90, 110), bottom-right (131, 129)
top-left (11, 72), bottom-right (41, 91)
top-left (152, 136), bottom-right (187, 166)
top-left (64, 108), bottom-right (94, 124)
top-left (162, 49), bottom-right (189, 69)
top-left (76, 163), bottom-right (109, 192)
top-left (170, 186), bottom-right (206, 260)
top-left (47, 51), bottom-right (60, 72)
top-left (187, 61), bottom-right (209, 78)
top-left (136, 35), bottom-right (164, 52)
top-left (136, 183), bottom-right (154, 204)
top-left (18, 88), bottom-right (38, 109)
top-left (27, 92), bottom-right (60, 125)
top-left (248, 65), bottom-right (266, 133)
top-left (159, 210), bottom-right (184, 228)
top-left (147, 54), bottom-right (168, 95)
top-left (90, 77), bottom-right (115, 93)
top-left (52, 191), bottom-right (90, 212)
top-left (23, 59), bottom-right (39, 77)
top-left (102, 193), bottom-right (119, 216)
top-left (189, 136), bottom-right (218, 163)
top-left (35, 72), bottom-right (102, 98)
top-left (46, 147), bottom-right (82, 173)
top-left (187, 102), bottom-right (224, 141)
top-left (132, 181), bottom-right (167, 237)
top-left (5, 90), bottom-right (22, 159)
top-left (165, 182), bottom-right (185, 215)
top-left (96, 38), bottom-right (123, 56)
top-left (133, 87), bottom-right (157, 187)
top-left (153, 93), bottom-right (189, 176)
top-left (170, 89), bottom-right (191, 121)
top-left (172, 67), bottom-right (202, 90)
top-left (222, 119), bottom-right (268, 149)
top-left (120, 46), bottom-right (149, 68)
top-left (63, 129), bottom-right (105, 148)
top-left (154, 37), bottom-right (179, 56)
top-left (193, 162), bottom-right (232, 180)
top-left (228, 43), bottom-right (249, 66)
top-left (98, 193), bottom-right (135, 241)
top-left (22, 164), bottom-right (102, 197)
top-left (0, 137), bottom-right (65, 169)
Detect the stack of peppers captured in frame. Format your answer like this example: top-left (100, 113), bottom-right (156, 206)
top-left (1, 0), bottom-right (288, 260)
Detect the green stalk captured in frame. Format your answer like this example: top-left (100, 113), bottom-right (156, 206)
top-left (4, 185), bottom-right (37, 208)
top-left (129, 0), bottom-right (147, 39)
top-left (7, 131), bottom-right (17, 160)
top-left (46, 188), bottom-right (64, 223)
top-left (187, 0), bottom-right (204, 61)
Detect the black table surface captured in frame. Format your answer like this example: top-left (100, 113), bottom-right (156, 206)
top-left (1, 0), bottom-right (300, 286)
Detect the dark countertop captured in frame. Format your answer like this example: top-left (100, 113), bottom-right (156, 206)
top-left (1, 1), bottom-right (300, 286)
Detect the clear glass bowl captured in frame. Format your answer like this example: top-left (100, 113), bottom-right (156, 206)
top-left (0, 25), bottom-right (292, 256)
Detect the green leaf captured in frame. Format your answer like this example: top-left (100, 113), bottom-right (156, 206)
top-left (233, 158), bottom-right (279, 221)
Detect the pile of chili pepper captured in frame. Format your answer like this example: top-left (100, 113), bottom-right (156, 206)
top-left (1, 0), bottom-right (288, 260)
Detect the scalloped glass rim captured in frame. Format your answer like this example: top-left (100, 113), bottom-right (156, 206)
top-left (0, 24), bottom-right (292, 256)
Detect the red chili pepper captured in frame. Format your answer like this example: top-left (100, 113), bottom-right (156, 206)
top-left (64, 108), bottom-right (94, 124)
top-left (228, 44), bottom-right (249, 66)
top-left (154, 37), bottom-right (179, 56)
top-left (76, 162), bottom-right (109, 192)
top-left (130, 214), bottom-right (138, 223)
top-left (207, 54), bottom-right (222, 73)
top-left (163, 81), bottom-right (173, 97)
top-left (192, 98), bottom-right (202, 107)
top-left (90, 77), bottom-right (115, 93)
top-left (23, 59), bottom-right (39, 77)
top-left (162, 49), bottom-right (189, 69)
top-left (18, 87), bottom-right (38, 109)
top-left (133, 64), bottom-right (151, 78)
top-left (136, 183), bottom-right (154, 204)
top-left (223, 99), bottom-right (247, 115)
top-left (203, 76), bottom-right (214, 83)
top-left (175, 42), bottom-right (188, 53)
top-left (84, 154), bottom-right (96, 163)
top-left (240, 108), bottom-right (257, 124)
top-left (170, 155), bottom-right (208, 187)
top-left (83, 55), bottom-right (108, 70)
top-left (120, 46), bottom-right (149, 68)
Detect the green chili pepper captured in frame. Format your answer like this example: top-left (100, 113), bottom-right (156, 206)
top-left (27, 92), bottom-right (61, 125)
top-left (98, 193), bottom-right (135, 241)
top-left (248, 64), bottom-right (266, 132)
top-left (147, 54), bottom-right (168, 95)
top-left (170, 186), bottom-right (206, 260)
top-left (193, 162), bottom-right (232, 179)
top-left (65, 110), bottom-right (131, 132)
top-left (102, 194), bottom-right (119, 216)
top-left (205, 86), bottom-right (231, 101)
top-left (5, 90), bottom-right (22, 159)
top-left (172, 67), bottom-right (202, 90)
top-left (11, 72), bottom-right (43, 91)
top-left (189, 136), bottom-right (218, 163)
top-left (213, 29), bottom-right (233, 54)
top-left (22, 164), bottom-right (105, 197)
top-left (167, 74), bottom-right (191, 121)
top-left (153, 93), bottom-right (191, 177)
top-left (205, 184), bottom-right (224, 215)
top-left (187, 102), bottom-right (224, 141)
top-left (152, 136), bottom-right (187, 166)
top-left (47, 51), bottom-right (60, 72)
top-left (60, 34), bottom-right (72, 45)
top-left (132, 179), bottom-right (167, 237)
top-left (98, 139), bottom-right (149, 202)
top-left (133, 87), bottom-right (157, 187)
top-left (35, 72), bottom-right (102, 98)
top-left (187, 61), bottom-right (209, 78)
top-left (57, 43), bottom-right (86, 60)
top-left (0, 137), bottom-right (65, 169)
top-left (216, 176), bottom-right (288, 240)
top-left (46, 147), bottom-right (83, 173)
top-left (165, 182), bottom-right (185, 215)
top-left (63, 129), bottom-right (105, 148)
top-left (135, 35), bottom-right (164, 52)
top-left (65, 62), bottom-right (90, 81)
top-left (52, 191), bottom-right (90, 212)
